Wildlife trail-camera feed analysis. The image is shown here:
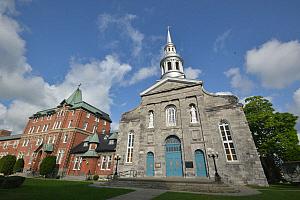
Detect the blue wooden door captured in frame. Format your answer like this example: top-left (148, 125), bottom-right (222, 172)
top-left (165, 136), bottom-right (183, 177)
top-left (195, 150), bottom-right (207, 177)
top-left (146, 152), bottom-right (154, 176)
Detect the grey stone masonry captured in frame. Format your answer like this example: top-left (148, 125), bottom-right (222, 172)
top-left (115, 77), bottom-right (268, 186)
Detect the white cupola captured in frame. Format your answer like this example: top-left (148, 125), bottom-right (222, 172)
top-left (160, 27), bottom-right (185, 79)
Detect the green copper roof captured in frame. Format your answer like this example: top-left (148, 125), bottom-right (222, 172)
top-left (80, 150), bottom-right (99, 157)
top-left (66, 88), bottom-right (82, 105)
top-left (30, 88), bottom-right (111, 122)
top-left (89, 133), bottom-right (99, 144)
top-left (109, 131), bottom-right (118, 140)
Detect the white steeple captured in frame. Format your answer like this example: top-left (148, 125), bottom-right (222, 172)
top-left (160, 27), bottom-right (185, 79)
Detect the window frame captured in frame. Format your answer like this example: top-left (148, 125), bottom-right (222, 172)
top-left (126, 131), bottom-right (134, 163)
top-left (219, 120), bottom-right (238, 162)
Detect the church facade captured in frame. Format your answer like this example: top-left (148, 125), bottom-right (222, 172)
top-left (115, 28), bottom-right (268, 185)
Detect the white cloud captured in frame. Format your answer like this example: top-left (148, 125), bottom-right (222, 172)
top-left (127, 66), bottom-right (158, 85)
top-left (225, 67), bottom-right (254, 94)
top-left (98, 13), bottom-right (144, 57)
top-left (0, 3), bottom-right (133, 134)
top-left (185, 67), bottom-right (202, 79)
top-left (215, 91), bottom-right (233, 96)
top-left (213, 29), bottom-right (231, 53)
top-left (246, 39), bottom-right (300, 89)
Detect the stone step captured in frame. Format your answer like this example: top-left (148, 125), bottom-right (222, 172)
top-left (94, 178), bottom-right (239, 193)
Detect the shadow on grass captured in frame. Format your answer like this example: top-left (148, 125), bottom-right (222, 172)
top-left (0, 178), bottom-right (133, 200)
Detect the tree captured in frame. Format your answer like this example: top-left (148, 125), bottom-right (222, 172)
top-left (0, 155), bottom-right (16, 176)
top-left (13, 158), bottom-right (25, 173)
top-left (39, 156), bottom-right (57, 178)
top-left (244, 96), bottom-right (300, 183)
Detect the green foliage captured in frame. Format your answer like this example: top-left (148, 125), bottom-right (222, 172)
top-left (13, 158), bottom-right (25, 173)
top-left (0, 155), bottom-right (16, 176)
top-left (93, 174), bottom-right (99, 181)
top-left (244, 96), bottom-right (300, 182)
top-left (39, 156), bottom-right (57, 177)
top-left (0, 176), bottom-right (26, 189)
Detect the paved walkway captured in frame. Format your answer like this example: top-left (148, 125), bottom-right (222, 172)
top-left (90, 184), bottom-right (261, 199)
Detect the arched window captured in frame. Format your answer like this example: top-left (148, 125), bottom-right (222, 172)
top-left (166, 106), bottom-right (176, 126)
top-left (167, 62), bottom-right (172, 70)
top-left (190, 104), bottom-right (198, 123)
top-left (148, 111), bottom-right (154, 128)
top-left (175, 62), bottom-right (179, 70)
top-left (126, 131), bottom-right (134, 163)
top-left (219, 120), bottom-right (237, 161)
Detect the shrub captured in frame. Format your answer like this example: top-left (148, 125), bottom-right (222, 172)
top-left (39, 156), bottom-right (57, 177)
top-left (0, 155), bottom-right (16, 176)
top-left (13, 158), bottom-right (25, 173)
top-left (0, 176), bottom-right (26, 189)
top-left (93, 174), bottom-right (99, 181)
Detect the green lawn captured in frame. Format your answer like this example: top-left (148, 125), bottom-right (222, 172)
top-left (153, 184), bottom-right (300, 200)
top-left (0, 178), bottom-right (133, 200)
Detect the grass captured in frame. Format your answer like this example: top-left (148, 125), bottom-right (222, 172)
top-left (153, 184), bottom-right (300, 200)
top-left (0, 178), bottom-right (133, 200)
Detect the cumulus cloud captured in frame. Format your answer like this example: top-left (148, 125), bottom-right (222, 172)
top-left (0, 3), bottom-right (133, 134)
top-left (127, 66), bottom-right (158, 85)
top-left (213, 29), bottom-right (231, 53)
top-left (215, 91), bottom-right (233, 96)
top-left (246, 39), bottom-right (300, 89)
top-left (225, 67), bottom-right (254, 95)
top-left (185, 67), bottom-right (202, 79)
top-left (98, 13), bottom-right (144, 57)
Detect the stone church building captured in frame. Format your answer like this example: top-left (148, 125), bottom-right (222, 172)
top-left (116, 28), bottom-right (268, 185)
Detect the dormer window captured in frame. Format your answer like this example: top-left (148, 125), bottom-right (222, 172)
top-left (109, 140), bottom-right (114, 145)
top-left (83, 142), bottom-right (88, 147)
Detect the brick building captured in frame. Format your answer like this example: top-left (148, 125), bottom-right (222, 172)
top-left (0, 88), bottom-right (116, 176)
top-left (0, 130), bottom-right (21, 157)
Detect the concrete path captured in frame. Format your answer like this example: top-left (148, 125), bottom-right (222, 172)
top-left (91, 184), bottom-right (261, 199)
top-left (106, 188), bottom-right (166, 200)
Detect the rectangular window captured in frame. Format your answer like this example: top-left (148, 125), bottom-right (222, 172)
top-left (73, 157), bottom-right (82, 170)
top-left (86, 113), bottom-right (90, 118)
top-left (63, 134), bottom-right (68, 143)
top-left (101, 156), bottom-right (107, 170)
top-left (92, 125), bottom-right (97, 133)
top-left (3, 142), bottom-right (8, 149)
top-left (106, 155), bottom-right (112, 170)
top-left (68, 120), bottom-right (73, 128)
top-left (126, 132), bottom-right (134, 163)
top-left (13, 141), bottom-right (18, 148)
top-left (36, 126), bottom-right (40, 133)
top-left (83, 122), bottom-right (88, 130)
top-left (219, 122), bottom-right (238, 161)
top-left (103, 120), bottom-right (107, 126)
top-left (95, 117), bottom-right (99, 122)
top-left (56, 150), bottom-right (65, 164)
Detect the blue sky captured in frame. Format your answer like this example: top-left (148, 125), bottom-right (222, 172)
top-left (0, 0), bottom-right (300, 138)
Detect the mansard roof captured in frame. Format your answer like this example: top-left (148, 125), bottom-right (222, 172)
top-left (30, 88), bottom-right (111, 122)
top-left (70, 133), bottom-right (117, 154)
top-left (0, 134), bottom-right (22, 141)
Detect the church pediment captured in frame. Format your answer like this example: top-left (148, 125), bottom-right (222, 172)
top-left (140, 78), bottom-right (202, 96)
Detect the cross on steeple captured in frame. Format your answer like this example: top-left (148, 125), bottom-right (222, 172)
top-left (78, 83), bottom-right (82, 88)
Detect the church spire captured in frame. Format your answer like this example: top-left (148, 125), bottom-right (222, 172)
top-left (167, 26), bottom-right (172, 44)
top-left (160, 27), bottom-right (185, 79)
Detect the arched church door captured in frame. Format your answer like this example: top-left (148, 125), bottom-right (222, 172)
top-left (165, 136), bottom-right (183, 176)
top-left (146, 152), bottom-right (154, 176)
top-left (195, 149), bottom-right (207, 177)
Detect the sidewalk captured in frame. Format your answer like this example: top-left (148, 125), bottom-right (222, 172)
top-left (90, 184), bottom-right (261, 199)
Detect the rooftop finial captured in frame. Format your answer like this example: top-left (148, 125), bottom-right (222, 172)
top-left (78, 83), bottom-right (82, 89)
top-left (167, 26), bottom-right (172, 44)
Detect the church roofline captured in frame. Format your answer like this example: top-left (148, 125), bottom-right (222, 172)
top-left (140, 77), bottom-right (202, 96)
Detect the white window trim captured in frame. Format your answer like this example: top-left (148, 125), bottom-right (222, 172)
top-left (73, 157), bottom-right (82, 170)
top-left (126, 131), bottom-right (134, 163)
top-left (166, 106), bottom-right (176, 126)
top-left (56, 149), bottom-right (65, 164)
top-left (219, 122), bottom-right (238, 162)
top-left (63, 134), bottom-right (68, 143)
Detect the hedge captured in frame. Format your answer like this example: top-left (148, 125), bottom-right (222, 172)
top-left (0, 176), bottom-right (26, 189)
top-left (39, 156), bottom-right (57, 178)
top-left (13, 158), bottom-right (25, 173)
top-left (0, 155), bottom-right (16, 176)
